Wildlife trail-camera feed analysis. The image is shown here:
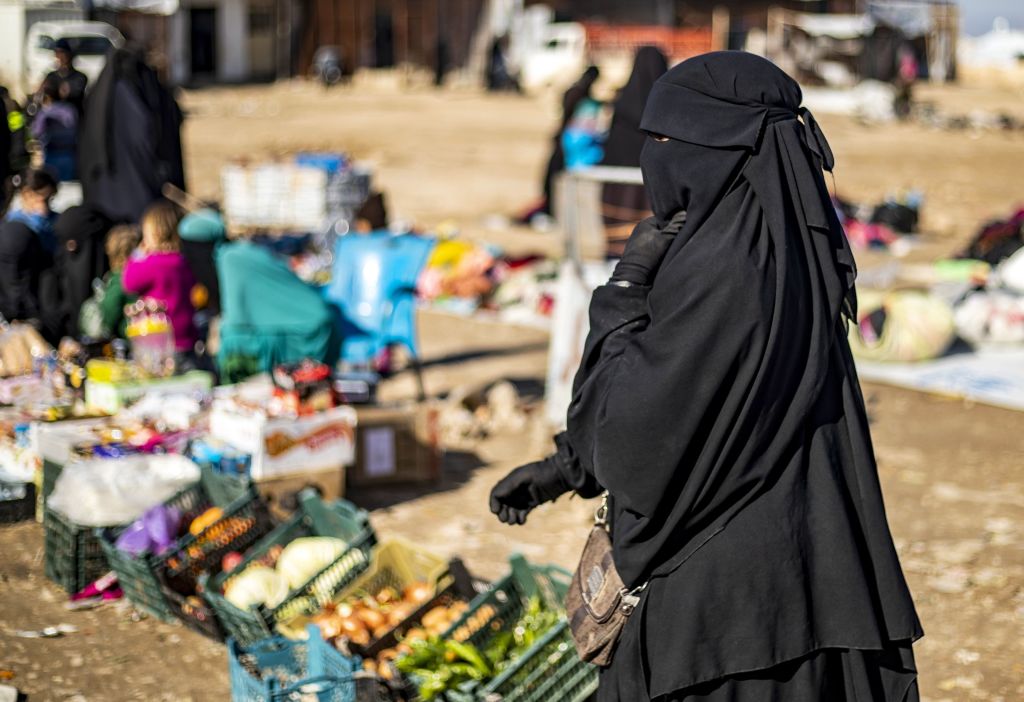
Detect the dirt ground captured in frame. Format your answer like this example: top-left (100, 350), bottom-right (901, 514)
top-left (2, 77), bottom-right (1024, 701)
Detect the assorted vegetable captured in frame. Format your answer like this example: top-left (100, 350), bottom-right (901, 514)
top-left (222, 537), bottom-right (346, 610)
top-left (395, 596), bottom-right (560, 700)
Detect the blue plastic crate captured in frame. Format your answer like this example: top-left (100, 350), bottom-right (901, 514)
top-left (229, 625), bottom-right (360, 702)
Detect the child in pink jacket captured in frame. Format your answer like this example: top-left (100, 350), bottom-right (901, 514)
top-left (122, 200), bottom-right (197, 353)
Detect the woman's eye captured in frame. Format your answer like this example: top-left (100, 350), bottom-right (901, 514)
top-left (651, 134), bottom-right (670, 142)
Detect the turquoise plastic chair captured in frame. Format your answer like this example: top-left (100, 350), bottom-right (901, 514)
top-left (325, 231), bottom-right (435, 398)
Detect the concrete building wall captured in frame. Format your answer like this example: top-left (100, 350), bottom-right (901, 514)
top-left (0, 5), bottom-right (28, 90)
top-left (218, 0), bottom-right (249, 80)
top-left (168, 8), bottom-right (188, 84)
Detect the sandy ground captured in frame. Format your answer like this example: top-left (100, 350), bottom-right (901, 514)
top-left (2, 78), bottom-right (1024, 701)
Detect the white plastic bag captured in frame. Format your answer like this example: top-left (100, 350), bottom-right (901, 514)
top-left (47, 454), bottom-right (201, 527)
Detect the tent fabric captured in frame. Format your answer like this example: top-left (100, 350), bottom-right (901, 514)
top-left (789, 13), bottom-right (877, 40)
top-left (868, 1), bottom-right (933, 39)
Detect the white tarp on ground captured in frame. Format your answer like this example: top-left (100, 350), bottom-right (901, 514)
top-left (856, 347), bottom-right (1024, 412)
top-left (867, 0), bottom-right (932, 38)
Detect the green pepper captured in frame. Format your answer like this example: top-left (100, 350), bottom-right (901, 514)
top-left (396, 638), bottom-right (445, 672)
top-left (484, 630), bottom-right (514, 665)
top-left (445, 640), bottom-right (492, 676)
top-left (417, 669), bottom-right (452, 701)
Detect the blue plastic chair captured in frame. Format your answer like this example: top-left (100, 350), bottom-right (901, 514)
top-left (325, 231), bottom-right (435, 398)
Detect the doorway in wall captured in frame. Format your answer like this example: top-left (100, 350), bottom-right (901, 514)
top-left (190, 7), bottom-right (217, 76)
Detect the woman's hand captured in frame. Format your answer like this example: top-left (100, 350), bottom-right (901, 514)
top-left (610, 211), bottom-right (687, 286)
top-left (489, 455), bottom-right (571, 525)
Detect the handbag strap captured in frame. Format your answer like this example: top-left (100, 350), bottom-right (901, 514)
top-left (594, 491), bottom-right (650, 605)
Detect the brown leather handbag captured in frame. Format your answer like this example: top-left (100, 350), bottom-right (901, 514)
top-left (566, 493), bottom-right (647, 667)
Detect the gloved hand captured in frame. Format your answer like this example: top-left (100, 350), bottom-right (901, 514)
top-left (489, 455), bottom-right (571, 525)
top-left (610, 211), bottom-right (688, 286)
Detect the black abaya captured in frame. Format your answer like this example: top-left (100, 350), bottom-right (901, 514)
top-left (556, 52), bottom-right (921, 700)
top-left (55, 205), bottom-right (111, 336)
top-left (79, 49), bottom-right (185, 224)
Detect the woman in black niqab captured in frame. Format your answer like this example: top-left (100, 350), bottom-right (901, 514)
top-left (79, 47), bottom-right (185, 224)
top-left (600, 46), bottom-right (668, 256)
top-left (490, 52), bottom-right (922, 701)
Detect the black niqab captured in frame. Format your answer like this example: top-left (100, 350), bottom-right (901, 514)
top-left (564, 52), bottom-right (920, 698)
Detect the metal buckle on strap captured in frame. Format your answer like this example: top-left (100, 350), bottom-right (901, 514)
top-left (618, 582), bottom-right (647, 615)
top-left (594, 492), bottom-right (609, 528)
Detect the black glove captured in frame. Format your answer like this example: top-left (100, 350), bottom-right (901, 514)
top-left (489, 455), bottom-right (571, 525)
top-left (610, 211), bottom-right (688, 286)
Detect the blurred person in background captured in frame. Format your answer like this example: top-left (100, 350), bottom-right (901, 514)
top-left (486, 35), bottom-right (520, 92)
top-left (894, 45), bottom-right (918, 120)
top-left (55, 205), bottom-right (112, 335)
top-left (31, 74), bottom-right (79, 182)
top-left (532, 65), bottom-right (601, 220)
top-left (45, 39), bottom-right (89, 116)
top-left (600, 46), bottom-right (668, 257)
top-left (79, 47), bottom-right (185, 224)
top-left (0, 169), bottom-right (63, 341)
top-left (122, 200), bottom-right (197, 356)
top-left (97, 224), bottom-right (141, 338)
top-left (216, 239), bottom-right (338, 382)
top-left (491, 52), bottom-right (921, 702)
top-left (0, 87), bottom-right (9, 213)
top-left (1, 87), bottom-right (31, 189)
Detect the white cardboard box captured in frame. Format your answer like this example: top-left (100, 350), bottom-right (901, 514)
top-left (209, 403), bottom-right (357, 479)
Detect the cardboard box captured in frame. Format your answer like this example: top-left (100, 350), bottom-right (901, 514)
top-left (348, 403), bottom-right (441, 488)
top-left (209, 404), bottom-right (357, 480)
top-left (257, 467), bottom-right (345, 519)
top-left (84, 371), bottom-right (215, 414)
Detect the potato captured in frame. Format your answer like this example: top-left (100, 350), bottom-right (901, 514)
top-left (421, 606), bottom-right (450, 631)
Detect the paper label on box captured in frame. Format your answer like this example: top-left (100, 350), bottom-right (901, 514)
top-left (364, 427), bottom-right (396, 477)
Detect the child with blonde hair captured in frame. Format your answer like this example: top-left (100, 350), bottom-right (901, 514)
top-left (122, 200), bottom-right (197, 352)
top-left (91, 224), bottom-right (141, 337)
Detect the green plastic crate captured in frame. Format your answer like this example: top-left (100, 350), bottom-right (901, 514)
top-left (44, 505), bottom-right (118, 593)
top-left (202, 492), bottom-right (376, 646)
top-left (435, 555), bottom-right (598, 702)
top-left (97, 468), bottom-right (273, 638)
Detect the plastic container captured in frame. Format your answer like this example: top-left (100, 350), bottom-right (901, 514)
top-left (0, 481), bottom-right (35, 524)
top-left (44, 505), bottom-right (117, 593)
top-left (228, 624), bottom-right (362, 702)
top-left (277, 539), bottom-right (466, 649)
top-left (202, 492), bottom-right (376, 646)
top-left (439, 555), bottom-right (597, 702)
top-left (97, 468), bottom-right (273, 639)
